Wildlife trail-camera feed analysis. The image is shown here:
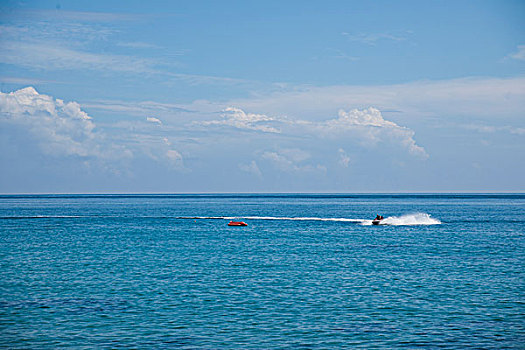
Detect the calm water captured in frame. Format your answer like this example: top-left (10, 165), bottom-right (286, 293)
top-left (0, 194), bottom-right (524, 348)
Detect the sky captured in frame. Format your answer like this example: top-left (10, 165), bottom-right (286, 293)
top-left (0, 0), bottom-right (524, 193)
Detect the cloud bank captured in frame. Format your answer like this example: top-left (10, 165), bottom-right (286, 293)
top-left (302, 107), bottom-right (428, 158)
top-left (201, 106), bottom-right (427, 158)
top-left (0, 87), bottom-right (185, 170)
top-left (0, 87), bottom-right (110, 158)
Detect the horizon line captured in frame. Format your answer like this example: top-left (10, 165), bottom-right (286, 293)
top-left (1, 191), bottom-right (524, 196)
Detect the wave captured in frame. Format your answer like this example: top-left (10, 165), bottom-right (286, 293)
top-left (361, 213), bottom-right (441, 226)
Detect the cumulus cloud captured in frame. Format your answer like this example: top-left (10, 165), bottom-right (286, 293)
top-left (200, 107), bottom-right (281, 133)
top-left (327, 108), bottom-right (398, 129)
top-left (295, 108), bottom-right (428, 158)
top-left (0, 87), bottom-right (186, 170)
top-left (146, 117), bottom-right (162, 124)
top-left (279, 148), bottom-right (311, 163)
top-left (338, 148), bottom-right (351, 167)
top-left (223, 77), bottom-right (525, 123)
top-left (239, 160), bottom-right (262, 177)
top-left (210, 106), bottom-right (427, 158)
top-left (166, 149), bottom-right (183, 166)
top-left (262, 149), bottom-right (326, 173)
top-left (161, 138), bottom-right (184, 168)
top-left (0, 86), bottom-right (112, 158)
top-left (262, 151), bottom-right (300, 172)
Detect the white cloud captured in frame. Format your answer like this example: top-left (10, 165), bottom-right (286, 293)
top-left (201, 107), bottom-right (281, 133)
top-left (278, 148), bottom-right (311, 163)
top-left (338, 148), bottom-right (350, 167)
top-left (327, 108), bottom-right (398, 129)
top-left (83, 100), bottom-right (192, 116)
top-left (509, 45), bottom-right (525, 60)
top-left (85, 77), bottom-right (525, 140)
top-left (166, 149), bottom-right (183, 166)
top-left (146, 117), bottom-right (162, 124)
top-left (239, 160), bottom-right (262, 177)
top-left (205, 106), bottom-right (427, 158)
top-left (0, 87), bottom-right (187, 170)
top-left (0, 22), bottom-right (250, 86)
top-left (3, 41), bottom-right (244, 86)
top-left (0, 86), bottom-right (107, 158)
top-left (464, 124), bottom-right (525, 135)
top-left (160, 138), bottom-right (184, 168)
top-left (224, 77), bottom-right (525, 122)
top-left (464, 124), bottom-right (497, 133)
top-left (0, 41), bottom-right (158, 74)
top-left (304, 108), bottom-right (427, 158)
top-left (261, 150), bottom-right (326, 173)
top-left (342, 32), bottom-right (408, 45)
top-left (261, 151), bottom-right (300, 172)
top-left (262, 151), bottom-right (293, 169)
top-left (0, 39), bottom-right (248, 85)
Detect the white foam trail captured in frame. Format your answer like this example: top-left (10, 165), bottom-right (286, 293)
top-left (183, 216), bottom-right (363, 222)
top-left (182, 213), bottom-right (441, 226)
top-left (1, 215), bottom-right (84, 219)
top-left (362, 213), bottom-right (441, 226)
top-left (244, 216), bottom-right (364, 222)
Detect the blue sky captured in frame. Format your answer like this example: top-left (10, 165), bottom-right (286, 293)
top-left (0, 0), bottom-right (524, 193)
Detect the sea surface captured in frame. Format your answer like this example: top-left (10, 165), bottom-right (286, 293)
top-left (0, 194), bottom-right (524, 348)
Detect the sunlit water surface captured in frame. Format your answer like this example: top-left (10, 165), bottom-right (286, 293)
top-left (1, 194), bottom-right (524, 348)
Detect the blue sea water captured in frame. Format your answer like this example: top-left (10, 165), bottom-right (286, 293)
top-left (0, 194), bottom-right (524, 348)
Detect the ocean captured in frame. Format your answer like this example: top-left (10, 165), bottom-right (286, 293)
top-left (0, 194), bottom-right (524, 348)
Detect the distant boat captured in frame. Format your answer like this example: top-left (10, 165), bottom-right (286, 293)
top-left (228, 221), bottom-right (248, 226)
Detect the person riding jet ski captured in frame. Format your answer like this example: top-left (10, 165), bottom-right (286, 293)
top-left (372, 215), bottom-right (384, 225)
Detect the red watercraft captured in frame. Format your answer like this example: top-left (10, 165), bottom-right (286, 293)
top-left (228, 221), bottom-right (248, 226)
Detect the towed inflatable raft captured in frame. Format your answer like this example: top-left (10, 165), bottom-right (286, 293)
top-left (228, 221), bottom-right (248, 226)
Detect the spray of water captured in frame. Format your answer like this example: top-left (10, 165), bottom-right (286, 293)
top-left (361, 213), bottom-right (441, 226)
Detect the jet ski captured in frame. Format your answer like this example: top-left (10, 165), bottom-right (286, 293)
top-left (228, 221), bottom-right (248, 226)
top-left (372, 215), bottom-right (384, 225)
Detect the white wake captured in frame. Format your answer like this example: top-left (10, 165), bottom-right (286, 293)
top-left (181, 216), bottom-right (363, 222)
top-left (182, 213), bottom-right (440, 226)
top-left (361, 213), bottom-right (441, 226)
